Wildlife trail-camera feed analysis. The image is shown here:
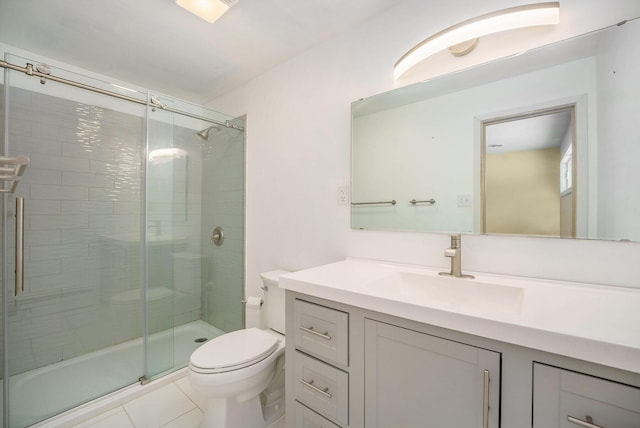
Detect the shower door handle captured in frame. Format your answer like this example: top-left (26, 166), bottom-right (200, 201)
top-left (15, 197), bottom-right (24, 296)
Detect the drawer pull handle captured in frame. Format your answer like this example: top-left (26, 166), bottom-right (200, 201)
top-left (482, 369), bottom-right (490, 428)
top-left (568, 416), bottom-right (604, 428)
top-left (299, 325), bottom-right (331, 340)
top-left (300, 379), bottom-right (333, 399)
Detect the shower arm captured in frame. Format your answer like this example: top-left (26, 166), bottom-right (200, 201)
top-left (0, 60), bottom-right (244, 131)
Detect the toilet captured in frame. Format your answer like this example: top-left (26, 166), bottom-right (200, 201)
top-left (188, 270), bottom-right (289, 428)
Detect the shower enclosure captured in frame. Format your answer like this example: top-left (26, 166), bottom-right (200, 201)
top-left (0, 53), bottom-right (245, 427)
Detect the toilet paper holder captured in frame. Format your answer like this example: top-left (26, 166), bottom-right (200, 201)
top-left (241, 296), bottom-right (263, 329)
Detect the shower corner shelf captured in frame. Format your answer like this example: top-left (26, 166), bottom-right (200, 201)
top-left (0, 155), bottom-right (30, 193)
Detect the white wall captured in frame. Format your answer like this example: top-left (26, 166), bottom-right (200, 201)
top-left (207, 0), bottom-right (640, 301)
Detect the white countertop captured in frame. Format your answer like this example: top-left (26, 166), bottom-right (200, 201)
top-left (279, 258), bottom-right (640, 374)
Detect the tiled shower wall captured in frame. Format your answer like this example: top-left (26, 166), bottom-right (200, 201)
top-left (4, 86), bottom-right (202, 375)
top-left (201, 123), bottom-right (245, 333)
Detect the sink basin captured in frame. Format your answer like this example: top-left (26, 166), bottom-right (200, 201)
top-left (364, 272), bottom-right (524, 314)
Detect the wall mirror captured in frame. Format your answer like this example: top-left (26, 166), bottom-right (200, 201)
top-left (351, 17), bottom-right (640, 242)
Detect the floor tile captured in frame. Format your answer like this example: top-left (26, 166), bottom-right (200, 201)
top-left (160, 408), bottom-right (203, 428)
top-left (175, 377), bottom-right (207, 410)
top-left (73, 407), bottom-right (134, 428)
top-left (123, 383), bottom-right (195, 427)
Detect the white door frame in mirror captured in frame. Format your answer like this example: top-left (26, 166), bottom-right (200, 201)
top-left (476, 101), bottom-right (585, 237)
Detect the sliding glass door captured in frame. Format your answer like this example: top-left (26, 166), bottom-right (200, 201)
top-left (2, 54), bottom-right (146, 427)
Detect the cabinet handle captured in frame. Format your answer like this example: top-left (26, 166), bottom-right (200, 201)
top-left (568, 415), bottom-right (605, 428)
top-left (482, 369), bottom-right (490, 428)
top-left (299, 325), bottom-right (331, 340)
top-left (300, 379), bottom-right (333, 399)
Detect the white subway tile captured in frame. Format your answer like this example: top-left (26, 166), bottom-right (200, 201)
top-left (31, 184), bottom-right (89, 201)
top-left (90, 188), bottom-right (140, 202)
top-left (62, 142), bottom-right (116, 161)
top-left (29, 153), bottom-right (90, 173)
top-left (114, 202), bottom-right (141, 215)
top-left (24, 259), bottom-right (61, 277)
top-left (25, 200), bottom-right (61, 215)
top-left (7, 117), bottom-right (31, 136)
top-left (8, 134), bottom-right (63, 155)
top-left (62, 172), bottom-right (113, 188)
top-left (30, 242), bottom-right (88, 261)
top-left (21, 169), bottom-right (62, 185)
top-left (30, 214), bottom-right (88, 230)
top-left (61, 201), bottom-right (114, 215)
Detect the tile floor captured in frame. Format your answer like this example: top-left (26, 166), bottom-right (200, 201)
top-left (71, 375), bottom-right (285, 428)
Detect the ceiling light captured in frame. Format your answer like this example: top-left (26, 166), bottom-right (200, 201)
top-left (176, 0), bottom-right (238, 24)
top-left (394, 2), bottom-right (560, 79)
top-left (149, 148), bottom-right (187, 164)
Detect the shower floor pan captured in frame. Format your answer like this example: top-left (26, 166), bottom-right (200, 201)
top-left (9, 320), bottom-right (223, 427)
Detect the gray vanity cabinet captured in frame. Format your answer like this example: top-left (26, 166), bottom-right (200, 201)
top-left (285, 291), bottom-right (640, 428)
top-left (364, 319), bottom-right (500, 428)
top-left (533, 363), bottom-right (640, 427)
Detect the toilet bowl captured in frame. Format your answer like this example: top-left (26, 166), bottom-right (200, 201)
top-left (188, 270), bottom-right (289, 428)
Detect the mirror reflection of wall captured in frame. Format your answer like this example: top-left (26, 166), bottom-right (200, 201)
top-left (351, 17), bottom-right (640, 242)
top-left (482, 108), bottom-right (575, 237)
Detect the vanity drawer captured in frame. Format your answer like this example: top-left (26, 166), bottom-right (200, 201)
top-left (293, 299), bottom-right (349, 367)
top-left (295, 401), bottom-right (342, 428)
top-left (294, 351), bottom-right (349, 426)
top-left (533, 363), bottom-right (640, 427)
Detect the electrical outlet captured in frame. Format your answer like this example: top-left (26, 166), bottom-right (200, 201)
top-left (457, 194), bottom-right (472, 207)
top-left (337, 185), bottom-right (350, 206)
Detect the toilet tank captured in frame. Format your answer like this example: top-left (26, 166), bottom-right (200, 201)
top-left (260, 270), bottom-right (290, 335)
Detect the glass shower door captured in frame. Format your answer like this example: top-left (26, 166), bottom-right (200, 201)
top-left (145, 97), bottom-right (246, 380)
top-left (2, 55), bottom-right (146, 427)
top-left (144, 98), bottom-right (178, 378)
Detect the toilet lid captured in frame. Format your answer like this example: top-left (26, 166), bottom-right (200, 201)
top-left (190, 328), bottom-right (279, 372)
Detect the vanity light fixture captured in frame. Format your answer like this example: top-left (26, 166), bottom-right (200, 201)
top-left (175, 0), bottom-right (238, 24)
top-left (394, 2), bottom-right (560, 79)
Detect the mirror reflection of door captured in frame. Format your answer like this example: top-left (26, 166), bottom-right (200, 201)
top-left (482, 107), bottom-right (575, 237)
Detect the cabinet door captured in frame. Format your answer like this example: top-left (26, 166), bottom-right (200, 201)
top-left (533, 363), bottom-right (640, 427)
top-left (364, 319), bottom-right (500, 428)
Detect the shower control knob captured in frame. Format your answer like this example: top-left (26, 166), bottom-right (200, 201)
top-left (211, 226), bottom-right (224, 246)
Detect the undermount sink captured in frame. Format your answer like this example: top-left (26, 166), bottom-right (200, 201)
top-left (364, 271), bottom-right (524, 315)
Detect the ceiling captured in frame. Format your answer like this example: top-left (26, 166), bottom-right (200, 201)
top-left (485, 110), bottom-right (573, 154)
top-left (0, 0), bottom-right (403, 104)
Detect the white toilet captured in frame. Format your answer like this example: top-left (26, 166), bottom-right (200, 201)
top-left (188, 270), bottom-right (289, 428)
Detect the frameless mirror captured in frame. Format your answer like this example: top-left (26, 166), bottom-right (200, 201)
top-left (351, 17), bottom-right (640, 242)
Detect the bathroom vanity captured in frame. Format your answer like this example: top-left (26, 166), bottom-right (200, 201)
top-left (281, 259), bottom-right (640, 428)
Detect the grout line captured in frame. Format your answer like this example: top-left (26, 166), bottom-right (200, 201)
top-left (156, 380), bottom-right (201, 427)
top-left (121, 404), bottom-right (137, 428)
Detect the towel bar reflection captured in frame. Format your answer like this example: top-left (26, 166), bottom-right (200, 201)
top-left (409, 199), bottom-right (436, 205)
top-left (351, 200), bottom-right (396, 206)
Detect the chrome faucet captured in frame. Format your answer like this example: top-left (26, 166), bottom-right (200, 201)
top-left (439, 234), bottom-right (474, 279)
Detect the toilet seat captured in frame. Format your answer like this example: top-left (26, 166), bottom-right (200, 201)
top-left (190, 328), bottom-right (279, 374)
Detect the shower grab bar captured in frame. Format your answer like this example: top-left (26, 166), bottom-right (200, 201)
top-left (15, 197), bottom-right (24, 296)
top-left (351, 200), bottom-right (396, 206)
top-left (409, 198), bottom-right (436, 205)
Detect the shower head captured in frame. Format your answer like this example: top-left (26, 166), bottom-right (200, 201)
top-left (196, 125), bottom-right (221, 141)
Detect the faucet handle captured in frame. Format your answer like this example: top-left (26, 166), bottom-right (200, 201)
top-left (450, 234), bottom-right (461, 248)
